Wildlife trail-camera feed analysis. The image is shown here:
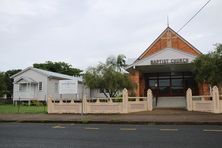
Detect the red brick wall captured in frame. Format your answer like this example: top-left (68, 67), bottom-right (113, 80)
top-left (129, 70), bottom-right (140, 97)
top-left (198, 83), bottom-right (210, 95)
top-left (139, 74), bottom-right (145, 96)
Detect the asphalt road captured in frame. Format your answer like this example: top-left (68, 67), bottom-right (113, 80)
top-left (0, 123), bottom-right (222, 148)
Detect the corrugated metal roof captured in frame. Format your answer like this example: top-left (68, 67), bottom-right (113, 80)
top-left (11, 67), bottom-right (82, 81)
top-left (33, 67), bottom-right (75, 79)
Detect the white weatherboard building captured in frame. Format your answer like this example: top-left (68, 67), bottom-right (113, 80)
top-left (11, 67), bottom-right (105, 103)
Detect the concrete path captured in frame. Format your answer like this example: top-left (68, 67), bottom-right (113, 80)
top-left (1, 109), bottom-right (222, 124)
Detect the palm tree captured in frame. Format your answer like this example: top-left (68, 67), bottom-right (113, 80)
top-left (105, 54), bottom-right (126, 72)
top-left (117, 54), bottom-right (126, 72)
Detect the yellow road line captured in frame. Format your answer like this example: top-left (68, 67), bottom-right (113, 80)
top-left (203, 129), bottom-right (222, 132)
top-left (84, 127), bottom-right (99, 130)
top-left (160, 129), bottom-right (178, 131)
top-left (52, 125), bottom-right (65, 129)
top-left (120, 128), bottom-right (137, 131)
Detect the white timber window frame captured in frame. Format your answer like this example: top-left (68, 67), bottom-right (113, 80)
top-left (38, 82), bottom-right (43, 91)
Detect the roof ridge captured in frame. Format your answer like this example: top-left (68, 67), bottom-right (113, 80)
top-left (11, 66), bottom-right (78, 80)
top-left (31, 67), bottom-right (76, 79)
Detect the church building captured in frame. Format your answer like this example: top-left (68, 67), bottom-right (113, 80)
top-left (126, 27), bottom-right (209, 108)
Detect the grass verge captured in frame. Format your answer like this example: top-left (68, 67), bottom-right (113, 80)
top-left (0, 104), bottom-right (47, 114)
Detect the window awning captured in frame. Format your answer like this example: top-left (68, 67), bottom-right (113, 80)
top-left (14, 77), bottom-right (38, 84)
top-left (126, 48), bottom-right (197, 72)
top-left (130, 63), bottom-right (194, 73)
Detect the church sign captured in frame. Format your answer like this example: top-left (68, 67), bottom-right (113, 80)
top-left (150, 58), bottom-right (189, 65)
top-left (59, 79), bottom-right (78, 94)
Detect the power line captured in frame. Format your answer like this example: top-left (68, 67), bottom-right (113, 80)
top-left (177, 0), bottom-right (212, 33)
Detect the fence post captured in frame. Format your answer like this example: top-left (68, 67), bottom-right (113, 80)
top-left (44, 95), bottom-right (46, 112)
top-left (212, 86), bottom-right (220, 113)
top-left (82, 95), bottom-right (87, 114)
top-left (122, 88), bottom-right (128, 113)
top-left (186, 88), bottom-right (192, 111)
top-left (47, 97), bottom-right (52, 113)
top-left (147, 89), bottom-right (153, 111)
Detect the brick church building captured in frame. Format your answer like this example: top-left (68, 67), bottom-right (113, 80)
top-left (126, 27), bottom-right (209, 107)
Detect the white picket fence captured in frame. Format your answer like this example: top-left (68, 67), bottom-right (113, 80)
top-left (48, 89), bottom-right (153, 114)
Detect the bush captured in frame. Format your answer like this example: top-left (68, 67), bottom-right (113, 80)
top-left (31, 100), bottom-right (44, 106)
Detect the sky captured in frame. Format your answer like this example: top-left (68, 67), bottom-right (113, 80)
top-left (0, 0), bottom-right (221, 71)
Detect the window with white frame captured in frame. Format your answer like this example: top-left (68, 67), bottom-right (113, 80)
top-left (19, 83), bottom-right (27, 92)
top-left (38, 82), bottom-right (43, 91)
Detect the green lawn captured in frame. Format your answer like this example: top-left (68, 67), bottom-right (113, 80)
top-left (0, 104), bottom-right (47, 113)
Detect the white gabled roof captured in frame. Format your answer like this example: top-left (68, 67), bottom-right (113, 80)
top-left (10, 67), bottom-right (81, 81)
top-left (126, 47), bottom-right (197, 70)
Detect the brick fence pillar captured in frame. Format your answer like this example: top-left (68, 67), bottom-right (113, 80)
top-left (147, 89), bottom-right (153, 111)
top-left (212, 86), bottom-right (220, 113)
top-left (186, 88), bottom-right (192, 111)
top-left (122, 88), bottom-right (128, 113)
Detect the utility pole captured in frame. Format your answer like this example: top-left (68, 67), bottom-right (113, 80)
top-left (81, 82), bottom-right (84, 119)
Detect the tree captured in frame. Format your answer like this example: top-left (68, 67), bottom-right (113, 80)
top-left (0, 69), bottom-right (21, 98)
top-left (0, 72), bottom-right (6, 97)
top-left (33, 61), bottom-right (82, 76)
top-left (83, 55), bottom-right (135, 98)
top-left (106, 54), bottom-right (126, 72)
top-left (4, 69), bottom-right (22, 98)
top-left (117, 54), bottom-right (127, 70)
top-left (193, 44), bottom-right (222, 86)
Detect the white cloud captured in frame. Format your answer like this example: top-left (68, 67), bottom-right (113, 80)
top-left (0, 0), bottom-right (221, 71)
top-left (0, 0), bottom-right (59, 16)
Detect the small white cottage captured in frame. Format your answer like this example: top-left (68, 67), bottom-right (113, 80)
top-left (10, 67), bottom-right (93, 104)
